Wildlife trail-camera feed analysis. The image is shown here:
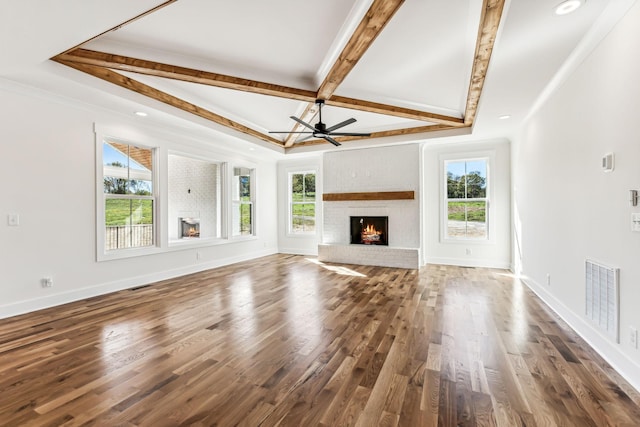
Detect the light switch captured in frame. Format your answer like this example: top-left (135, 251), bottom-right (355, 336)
top-left (7, 213), bottom-right (19, 227)
top-left (632, 213), bottom-right (640, 232)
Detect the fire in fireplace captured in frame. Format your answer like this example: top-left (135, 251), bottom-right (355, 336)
top-left (350, 216), bottom-right (388, 245)
top-left (180, 217), bottom-right (200, 238)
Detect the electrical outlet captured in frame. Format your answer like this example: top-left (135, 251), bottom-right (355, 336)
top-left (630, 327), bottom-right (638, 349)
top-left (546, 274), bottom-right (551, 286)
top-left (41, 277), bottom-right (53, 288)
top-left (465, 248), bottom-right (472, 255)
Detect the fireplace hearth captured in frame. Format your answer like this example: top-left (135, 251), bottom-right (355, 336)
top-left (350, 216), bottom-right (388, 245)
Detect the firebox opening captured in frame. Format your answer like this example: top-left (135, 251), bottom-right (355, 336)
top-left (350, 216), bottom-right (388, 245)
top-left (180, 217), bottom-right (200, 239)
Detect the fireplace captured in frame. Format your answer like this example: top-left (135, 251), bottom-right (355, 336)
top-left (179, 217), bottom-right (200, 238)
top-left (350, 216), bottom-right (388, 245)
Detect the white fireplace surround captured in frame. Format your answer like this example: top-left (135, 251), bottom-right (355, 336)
top-left (319, 202), bottom-right (420, 269)
top-left (320, 145), bottom-right (421, 269)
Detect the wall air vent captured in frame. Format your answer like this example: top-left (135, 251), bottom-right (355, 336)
top-left (585, 259), bottom-right (619, 342)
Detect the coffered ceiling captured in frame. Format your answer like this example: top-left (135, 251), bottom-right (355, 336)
top-left (0, 0), bottom-right (618, 154)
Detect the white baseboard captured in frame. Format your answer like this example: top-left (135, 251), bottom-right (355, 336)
top-left (278, 247), bottom-right (319, 256)
top-left (425, 256), bottom-right (511, 270)
top-left (520, 275), bottom-right (640, 393)
top-left (0, 248), bottom-right (277, 320)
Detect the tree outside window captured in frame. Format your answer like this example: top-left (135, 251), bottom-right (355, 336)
top-left (445, 159), bottom-right (488, 239)
top-left (290, 172), bottom-right (316, 234)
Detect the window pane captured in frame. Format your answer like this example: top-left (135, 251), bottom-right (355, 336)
top-left (103, 141), bottom-right (153, 195)
top-left (104, 175), bottom-right (129, 194)
top-left (446, 161), bottom-right (465, 199)
top-left (291, 174), bottom-right (303, 201)
top-left (103, 142), bottom-right (129, 169)
top-left (447, 201), bottom-right (486, 239)
top-left (234, 167), bottom-right (252, 201)
top-left (304, 173), bottom-right (315, 201)
top-left (240, 203), bottom-right (252, 234)
top-left (232, 202), bottom-right (252, 236)
top-left (465, 160), bottom-right (487, 198)
top-left (127, 146), bottom-right (153, 173)
top-left (105, 198), bottom-right (154, 250)
top-left (466, 201), bottom-right (487, 238)
top-left (291, 203), bottom-right (315, 233)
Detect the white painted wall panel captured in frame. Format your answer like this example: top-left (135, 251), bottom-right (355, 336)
top-left (512, 1), bottom-right (640, 390)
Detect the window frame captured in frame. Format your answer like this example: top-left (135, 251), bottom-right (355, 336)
top-left (288, 170), bottom-right (317, 236)
top-left (96, 132), bottom-right (161, 261)
top-left (441, 153), bottom-right (493, 243)
top-left (231, 166), bottom-right (255, 238)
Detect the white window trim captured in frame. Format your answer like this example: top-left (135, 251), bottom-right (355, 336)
top-left (95, 124), bottom-right (264, 259)
top-left (96, 130), bottom-right (162, 262)
top-left (440, 151), bottom-right (496, 245)
top-left (230, 165), bottom-right (256, 239)
top-left (287, 170), bottom-right (317, 236)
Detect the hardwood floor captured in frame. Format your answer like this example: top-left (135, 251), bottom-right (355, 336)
top-left (1, 254), bottom-right (639, 426)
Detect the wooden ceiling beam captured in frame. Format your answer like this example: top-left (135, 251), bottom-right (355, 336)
top-left (285, 0), bottom-right (405, 148)
top-left (290, 124), bottom-right (469, 148)
top-left (283, 102), bottom-right (319, 148)
top-left (316, 0), bottom-right (405, 101)
top-left (53, 59), bottom-right (284, 148)
top-left (464, 0), bottom-right (506, 125)
top-left (327, 95), bottom-right (464, 126)
top-left (55, 48), bottom-right (318, 102)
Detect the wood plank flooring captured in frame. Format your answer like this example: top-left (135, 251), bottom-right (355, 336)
top-left (1, 254), bottom-right (639, 426)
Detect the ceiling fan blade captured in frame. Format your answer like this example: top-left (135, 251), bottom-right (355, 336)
top-left (295, 134), bottom-right (314, 143)
top-left (327, 132), bottom-right (371, 137)
top-left (268, 131), bottom-right (314, 134)
top-left (321, 135), bottom-right (341, 147)
top-left (325, 118), bottom-right (356, 133)
top-left (290, 116), bottom-right (317, 132)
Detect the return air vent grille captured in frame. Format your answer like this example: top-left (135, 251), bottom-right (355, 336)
top-left (585, 259), bottom-right (619, 342)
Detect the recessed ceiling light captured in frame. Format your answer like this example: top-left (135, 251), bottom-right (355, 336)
top-left (499, 114), bottom-right (511, 120)
top-left (249, 147), bottom-right (256, 151)
top-left (134, 111), bottom-right (148, 117)
top-left (555, 0), bottom-right (583, 15)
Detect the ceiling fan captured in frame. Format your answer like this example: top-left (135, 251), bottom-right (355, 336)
top-left (269, 99), bottom-right (371, 146)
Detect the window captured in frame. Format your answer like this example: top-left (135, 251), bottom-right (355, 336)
top-left (232, 167), bottom-right (254, 236)
top-left (289, 171), bottom-right (316, 234)
top-left (102, 139), bottom-right (156, 250)
top-left (445, 158), bottom-right (488, 239)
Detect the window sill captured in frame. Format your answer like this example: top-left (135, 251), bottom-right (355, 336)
top-left (98, 245), bottom-right (164, 262)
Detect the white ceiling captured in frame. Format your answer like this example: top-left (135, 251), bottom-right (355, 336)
top-left (0, 0), bottom-right (629, 155)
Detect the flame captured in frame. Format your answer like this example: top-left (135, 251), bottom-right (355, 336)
top-left (362, 224), bottom-right (380, 235)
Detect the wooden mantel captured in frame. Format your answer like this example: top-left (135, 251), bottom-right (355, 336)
top-left (323, 191), bottom-right (414, 201)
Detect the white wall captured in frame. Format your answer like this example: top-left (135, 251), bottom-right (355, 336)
top-left (512, 2), bottom-right (640, 390)
top-left (0, 82), bottom-right (279, 319)
top-left (423, 139), bottom-right (511, 268)
top-left (277, 156), bottom-right (323, 255)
